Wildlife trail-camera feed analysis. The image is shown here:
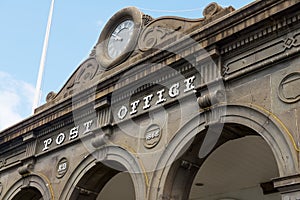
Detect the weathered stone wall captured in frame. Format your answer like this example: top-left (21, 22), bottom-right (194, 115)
top-left (1, 0), bottom-right (300, 199)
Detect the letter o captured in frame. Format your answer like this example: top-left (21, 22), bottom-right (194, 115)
top-left (118, 106), bottom-right (128, 120)
top-left (56, 133), bottom-right (65, 145)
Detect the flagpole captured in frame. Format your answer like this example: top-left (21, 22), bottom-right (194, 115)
top-left (32, 0), bottom-right (55, 114)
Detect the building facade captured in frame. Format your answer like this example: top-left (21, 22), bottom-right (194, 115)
top-left (1, 0), bottom-right (300, 199)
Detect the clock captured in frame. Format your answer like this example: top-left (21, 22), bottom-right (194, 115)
top-left (107, 19), bottom-right (135, 59)
top-left (96, 7), bottom-right (143, 68)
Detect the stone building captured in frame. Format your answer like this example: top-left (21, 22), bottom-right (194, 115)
top-left (1, 0), bottom-right (300, 199)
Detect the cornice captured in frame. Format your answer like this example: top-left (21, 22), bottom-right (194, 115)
top-left (221, 6), bottom-right (300, 55)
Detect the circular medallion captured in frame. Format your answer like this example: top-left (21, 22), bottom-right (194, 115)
top-left (56, 157), bottom-right (69, 179)
top-left (96, 7), bottom-right (143, 68)
top-left (278, 72), bottom-right (300, 104)
top-left (144, 124), bottom-right (162, 149)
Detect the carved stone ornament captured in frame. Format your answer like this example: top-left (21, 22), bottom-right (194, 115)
top-left (138, 3), bottom-right (228, 53)
top-left (142, 14), bottom-right (154, 26)
top-left (74, 58), bottom-right (99, 86)
top-left (284, 37), bottom-right (297, 50)
top-left (18, 163), bottom-right (34, 176)
top-left (46, 91), bottom-right (57, 103)
top-left (203, 2), bottom-right (222, 18)
top-left (138, 25), bottom-right (182, 52)
top-left (198, 90), bottom-right (226, 109)
top-left (144, 124), bottom-right (162, 149)
top-left (91, 133), bottom-right (111, 148)
top-left (56, 157), bottom-right (69, 178)
top-left (278, 72), bottom-right (300, 104)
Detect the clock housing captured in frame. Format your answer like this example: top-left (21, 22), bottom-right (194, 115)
top-left (96, 7), bottom-right (143, 68)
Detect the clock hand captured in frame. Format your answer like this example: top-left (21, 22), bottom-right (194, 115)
top-left (112, 33), bottom-right (123, 41)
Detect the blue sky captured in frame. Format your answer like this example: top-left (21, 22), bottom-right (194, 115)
top-left (0, 0), bottom-right (254, 131)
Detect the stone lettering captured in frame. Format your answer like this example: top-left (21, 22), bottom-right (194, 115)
top-left (69, 126), bottom-right (79, 140)
top-left (56, 133), bottom-right (65, 145)
top-left (169, 83), bottom-right (180, 98)
top-left (83, 120), bottom-right (93, 134)
top-left (184, 76), bottom-right (195, 92)
top-left (42, 138), bottom-right (53, 151)
top-left (41, 120), bottom-right (95, 152)
top-left (130, 100), bottom-right (140, 115)
top-left (118, 105), bottom-right (128, 119)
top-left (58, 163), bottom-right (67, 172)
top-left (146, 130), bottom-right (160, 141)
top-left (156, 89), bottom-right (167, 105)
top-left (117, 75), bottom-right (196, 120)
top-left (143, 94), bottom-right (154, 110)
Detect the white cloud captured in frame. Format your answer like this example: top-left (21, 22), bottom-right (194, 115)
top-left (0, 71), bottom-right (35, 131)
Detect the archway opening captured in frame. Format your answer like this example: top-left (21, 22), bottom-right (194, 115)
top-left (163, 123), bottom-right (281, 200)
top-left (96, 172), bottom-right (135, 200)
top-left (12, 187), bottom-right (43, 200)
top-left (189, 135), bottom-right (280, 200)
top-left (69, 162), bottom-right (135, 200)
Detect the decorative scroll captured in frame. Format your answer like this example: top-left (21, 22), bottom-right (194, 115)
top-left (139, 25), bottom-right (182, 52)
top-left (138, 3), bottom-right (229, 52)
top-left (203, 2), bottom-right (222, 18)
top-left (74, 58), bottom-right (99, 86)
top-left (46, 91), bottom-right (57, 103)
top-left (52, 57), bottom-right (105, 102)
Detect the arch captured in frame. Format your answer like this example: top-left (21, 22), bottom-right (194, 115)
top-left (96, 172), bottom-right (136, 199)
top-left (189, 135), bottom-right (281, 199)
top-left (3, 174), bottom-right (52, 200)
top-left (11, 187), bottom-right (42, 200)
top-left (60, 145), bottom-right (147, 200)
top-left (149, 103), bottom-right (298, 199)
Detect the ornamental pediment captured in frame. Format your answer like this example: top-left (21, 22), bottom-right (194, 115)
top-left (36, 3), bottom-right (234, 113)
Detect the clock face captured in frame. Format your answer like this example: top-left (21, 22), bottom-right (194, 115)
top-left (107, 19), bottom-right (135, 59)
top-left (96, 7), bottom-right (143, 68)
